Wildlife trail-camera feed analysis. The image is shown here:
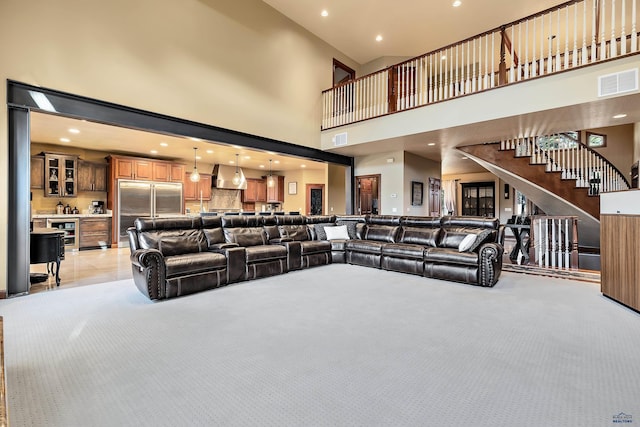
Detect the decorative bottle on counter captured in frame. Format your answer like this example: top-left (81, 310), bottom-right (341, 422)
top-left (64, 204), bottom-right (71, 214)
top-left (56, 201), bottom-right (64, 215)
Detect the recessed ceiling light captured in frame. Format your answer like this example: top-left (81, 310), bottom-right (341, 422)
top-left (259, 165), bottom-right (265, 169)
top-left (613, 113), bottom-right (627, 119)
top-left (206, 149), bottom-right (214, 154)
top-left (150, 150), bottom-right (158, 154)
top-left (59, 137), bottom-right (70, 143)
top-left (196, 156), bottom-right (202, 160)
top-left (452, 0), bottom-right (462, 7)
top-left (375, 35), bottom-right (383, 42)
top-left (462, 156), bottom-right (468, 160)
top-left (229, 160), bottom-right (235, 164)
top-left (321, 9), bottom-right (328, 17)
top-left (301, 164), bottom-right (306, 168)
top-left (244, 155), bottom-right (251, 160)
top-left (274, 160), bottom-right (280, 164)
top-left (189, 137), bottom-right (202, 142)
top-left (428, 142), bottom-right (436, 146)
top-left (160, 142), bottom-right (169, 147)
top-left (68, 128), bottom-right (80, 134)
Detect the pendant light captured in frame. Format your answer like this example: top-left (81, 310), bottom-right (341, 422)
top-left (267, 159), bottom-right (275, 187)
top-left (190, 147), bottom-right (200, 182)
top-left (232, 153), bottom-right (241, 185)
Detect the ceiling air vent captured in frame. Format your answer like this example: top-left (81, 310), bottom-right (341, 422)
top-left (333, 132), bottom-right (348, 147)
top-left (598, 69), bottom-right (638, 97)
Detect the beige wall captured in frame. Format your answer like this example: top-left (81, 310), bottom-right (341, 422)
top-left (442, 171), bottom-right (504, 219)
top-left (327, 164), bottom-right (347, 215)
top-left (282, 168), bottom-right (326, 214)
top-left (403, 152), bottom-right (441, 216)
top-left (0, 0), bottom-right (360, 292)
top-left (583, 124), bottom-right (635, 179)
top-left (355, 150), bottom-right (405, 215)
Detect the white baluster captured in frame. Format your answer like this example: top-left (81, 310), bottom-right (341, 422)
top-left (455, 44), bottom-right (460, 96)
top-left (532, 16), bottom-right (538, 77)
top-left (491, 32), bottom-right (495, 87)
top-left (565, 218), bottom-right (570, 268)
top-left (622, 0), bottom-right (627, 54)
top-left (551, 219), bottom-right (556, 268)
top-left (548, 13), bottom-right (553, 73)
top-left (611, 0), bottom-right (618, 57)
top-left (601, 0), bottom-right (608, 60)
top-left (573, 3), bottom-right (579, 66)
top-left (592, 0), bottom-right (598, 62)
top-left (472, 38), bottom-right (477, 91)
top-left (556, 9), bottom-right (562, 71)
top-left (632, 0), bottom-right (637, 52)
top-left (510, 25), bottom-right (515, 82)
top-left (566, 5), bottom-right (571, 69)
top-left (466, 40), bottom-right (471, 91)
top-left (540, 13), bottom-right (546, 76)
top-left (583, 0), bottom-right (589, 64)
top-left (517, 22), bottom-right (523, 80)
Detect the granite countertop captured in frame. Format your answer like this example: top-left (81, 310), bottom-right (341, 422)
top-left (32, 213), bottom-right (112, 219)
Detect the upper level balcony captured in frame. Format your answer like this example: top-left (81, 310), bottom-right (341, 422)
top-left (321, 0), bottom-right (640, 133)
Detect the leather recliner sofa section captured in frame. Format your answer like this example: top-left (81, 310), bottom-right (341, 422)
top-left (127, 214), bottom-right (504, 300)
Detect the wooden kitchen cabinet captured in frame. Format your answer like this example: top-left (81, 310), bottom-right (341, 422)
top-left (78, 160), bottom-right (107, 192)
top-left (44, 153), bottom-right (78, 197)
top-left (266, 175), bottom-right (285, 203)
top-left (184, 173), bottom-right (212, 201)
top-left (112, 156), bottom-right (153, 180)
top-left (31, 156), bottom-right (45, 189)
top-left (170, 164), bottom-right (185, 182)
top-left (79, 217), bottom-right (112, 249)
top-left (242, 178), bottom-right (267, 202)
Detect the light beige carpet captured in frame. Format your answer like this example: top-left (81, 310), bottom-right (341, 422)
top-left (1, 266), bottom-right (639, 426)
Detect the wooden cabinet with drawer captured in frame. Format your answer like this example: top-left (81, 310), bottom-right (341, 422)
top-left (79, 217), bottom-right (112, 249)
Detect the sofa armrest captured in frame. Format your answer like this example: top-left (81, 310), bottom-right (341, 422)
top-left (477, 242), bottom-right (504, 287)
top-left (130, 249), bottom-right (166, 300)
top-left (222, 246), bottom-right (246, 283)
top-left (269, 237), bottom-right (293, 244)
top-left (209, 242), bottom-right (240, 251)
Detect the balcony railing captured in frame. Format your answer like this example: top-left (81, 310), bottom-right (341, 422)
top-left (322, 0), bottom-right (640, 130)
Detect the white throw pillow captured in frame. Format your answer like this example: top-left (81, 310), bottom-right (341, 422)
top-left (324, 225), bottom-right (350, 240)
top-left (458, 234), bottom-right (477, 252)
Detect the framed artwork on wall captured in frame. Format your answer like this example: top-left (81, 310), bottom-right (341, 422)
top-left (288, 181), bottom-right (297, 195)
top-left (411, 181), bottom-right (423, 206)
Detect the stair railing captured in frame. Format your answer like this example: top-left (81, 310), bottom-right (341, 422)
top-left (501, 133), bottom-right (630, 194)
top-left (528, 215), bottom-right (579, 269)
top-left (322, 0), bottom-right (640, 130)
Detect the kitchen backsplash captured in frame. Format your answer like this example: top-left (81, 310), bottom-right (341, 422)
top-left (185, 188), bottom-right (242, 213)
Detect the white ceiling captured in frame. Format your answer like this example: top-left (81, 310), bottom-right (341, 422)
top-left (30, 112), bottom-right (326, 172)
top-left (262, 0), bottom-right (569, 64)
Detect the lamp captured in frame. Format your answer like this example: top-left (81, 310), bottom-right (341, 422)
top-left (190, 147), bottom-right (200, 182)
top-left (232, 153), bottom-right (240, 185)
top-left (267, 159), bottom-right (274, 187)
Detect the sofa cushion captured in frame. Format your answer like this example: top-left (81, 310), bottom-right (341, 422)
top-left (363, 224), bottom-right (400, 243)
top-left (203, 227), bottom-right (225, 247)
top-left (330, 240), bottom-right (348, 251)
top-left (399, 226), bottom-right (441, 247)
top-left (381, 243), bottom-right (425, 260)
top-left (278, 224), bottom-right (310, 241)
top-left (153, 230), bottom-right (205, 256)
top-left (458, 234), bottom-right (477, 252)
top-left (424, 247), bottom-right (479, 266)
top-left (310, 222), bottom-right (335, 240)
top-left (345, 240), bottom-right (385, 254)
top-left (468, 229), bottom-right (495, 251)
top-left (164, 252), bottom-right (227, 278)
top-left (325, 225), bottom-right (351, 240)
top-left (138, 228), bottom-right (206, 252)
top-left (335, 220), bottom-right (358, 239)
top-left (224, 227), bottom-right (268, 247)
top-left (245, 245), bottom-right (288, 262)
top-left (438, 229), bottom-right (471, 249)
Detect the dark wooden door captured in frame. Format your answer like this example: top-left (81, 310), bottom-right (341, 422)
top-left (306, 184), bottom-right (325, 215)
top-left (356, 175), bottom-right (380, 215)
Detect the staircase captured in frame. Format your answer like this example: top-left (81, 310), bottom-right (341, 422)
top-left (458, 135), bottom-right (630, 249)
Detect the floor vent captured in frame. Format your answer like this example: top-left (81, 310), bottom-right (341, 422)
top-left (333, 132), bottom-right (348, 147)
top-left (598, 69), bottom-right (638, 97)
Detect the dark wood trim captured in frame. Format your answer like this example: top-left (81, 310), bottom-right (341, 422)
top-left (333, 59), bottom-right (355, 86)
top-left (0, 292), bottom-right (5, 300)
top-left (8, 80), bottom-right (353, 167)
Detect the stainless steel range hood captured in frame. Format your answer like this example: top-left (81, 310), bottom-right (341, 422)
top-left (212, 164), bottom-right (247, 190)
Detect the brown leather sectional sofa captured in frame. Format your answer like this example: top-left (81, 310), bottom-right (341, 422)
top-left (127, 214), bottom-right (504, 300)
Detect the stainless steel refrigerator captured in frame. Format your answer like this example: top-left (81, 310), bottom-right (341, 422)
top-left (117, 180), bottom-right (183, 246)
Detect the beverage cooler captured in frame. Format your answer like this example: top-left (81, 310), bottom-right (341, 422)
top-left (46, 218), bottom-right (80, 250)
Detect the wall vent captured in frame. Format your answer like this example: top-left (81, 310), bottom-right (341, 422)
top-left (333, 132), bottom-right (348, 147)
top-left (598, 69), bottom-right (638, 97)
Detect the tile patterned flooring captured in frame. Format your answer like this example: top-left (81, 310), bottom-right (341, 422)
top-left (29, 247), bottom-right (133, 294)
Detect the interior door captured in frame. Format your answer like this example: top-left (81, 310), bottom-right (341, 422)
top-left (356, 175), bottom-right (380, 215)
top-left (306, 184), bottom-right (325, 215)
top-left (428, 177), bottom-right (441, 216)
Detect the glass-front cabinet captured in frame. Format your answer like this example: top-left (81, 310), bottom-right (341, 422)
top-left (45, 153), bottom-right (78, 197)
top-left (462, 182), bottom-right (495, 217)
